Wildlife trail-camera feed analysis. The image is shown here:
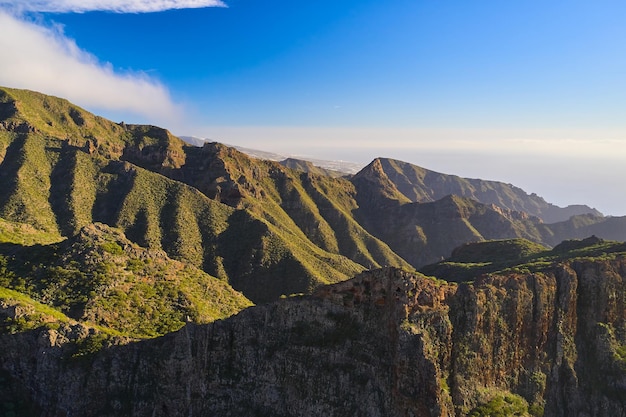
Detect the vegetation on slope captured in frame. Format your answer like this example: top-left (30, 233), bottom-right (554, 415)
top-left (421, 235), bottom-right (626, 282)
top-left (0, 217), bottom-right (63, 246)
top-left (0, 87), bottom-right (409, 303)
top-left (168, 142), bottom-right (411, 294)
top-left (0, 286), bottom-right (71, 334)
top-left (468, 392), bottom-right (532, 417)
top-left (0, 222), bottom-right (252, 338)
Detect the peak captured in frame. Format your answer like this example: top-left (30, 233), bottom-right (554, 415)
top-left (373, 157), bottom-right (431, 172)
top-left (373, 157), bottom-right (404, 165)
top-left (199, 141), bottom-right (257, 166)
top-left (280, 157), bottom-right (316, 172)
top-left (353, 158), bottom-right (387, 180)
top-left (352, 159), bottom-right (411, 205)
top-left (282, 157), bottom-right (314, 166)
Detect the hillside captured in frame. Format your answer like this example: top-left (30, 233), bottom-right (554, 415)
top-left (280, 157), bottom-right (345, 178)
top-left (0, 86), bottom-right (400, 303)
top-left (2, 242), bottom-right (626, 416)
top-left (419, 235), bottom-right (626, 282)
top-left (0, 222), bottom-right (252, 338)
top-left (350, 158), bottom-right (626, 266)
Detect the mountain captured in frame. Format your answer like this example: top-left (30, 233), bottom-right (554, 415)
top-left (181, 135), bottom-right (365, 174)
top-left (178, 135), bottom-right (209, 147)
top-left (183, 141), bottom-right (602, 225)
top-left (1, 86), bottom-right (625, 300)
top-left (0, 86), bottom-right (407, 304)
top-left (347, 158), bottom-right (623, 266)
top-left (368, 157), bottom-right (603, 224)
top-left (2, 239), bottom-right (626, 416)
top-left (2, 86), bottom-right (626, 416)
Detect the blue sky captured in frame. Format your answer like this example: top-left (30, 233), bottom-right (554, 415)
top-left (1, 0), bottom-right (625, 215)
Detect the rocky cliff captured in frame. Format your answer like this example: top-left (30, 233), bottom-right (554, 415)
top-left (2, 252), bottom-right (625, 416)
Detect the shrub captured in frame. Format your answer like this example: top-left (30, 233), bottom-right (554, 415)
top-left (468, 393), bottom-right (529, 417)
top-left (100, 241), bottom-right (123, 255)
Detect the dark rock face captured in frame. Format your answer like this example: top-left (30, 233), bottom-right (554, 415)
top-left (2, 260), bottom-right (626, 416)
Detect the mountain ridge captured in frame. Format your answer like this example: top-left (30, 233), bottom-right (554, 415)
top-left (179, 134), bottom-right (603, 224)
top-left (369, 157), bottom-right (602, 224)
top-left (1, 85), bottom-right (625, 295)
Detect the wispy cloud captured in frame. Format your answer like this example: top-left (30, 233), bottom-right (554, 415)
top-left (0, 0), bottom-right (225, 14)
top-left (0, 0), bottom-right (226, 124)
top-left (0, 10), bottom-right (184, 124)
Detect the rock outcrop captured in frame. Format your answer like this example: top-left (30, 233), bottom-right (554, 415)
top-left (2, 258), bottom-right (626, 416)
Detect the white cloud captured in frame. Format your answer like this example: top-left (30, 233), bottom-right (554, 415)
top-left (0, 0), bottom-right (224, 14)
top-left (0, 10), bottom-right (181, 123)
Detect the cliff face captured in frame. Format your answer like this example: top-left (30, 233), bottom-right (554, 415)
top-left (2, 258), bottom-right (626, 416)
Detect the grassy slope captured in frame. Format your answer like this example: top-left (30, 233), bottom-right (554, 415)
top-left (0, 286), bottom-right (72, 333)
top-left (173, 143), bottom-right (411, 294)
top-left (0, 222), bottom-right (252, 338)
top-left (0, 217), bottom-right (63, 245)
top-left (420, 236), bottom-right (626, 282)
top-left (2, 86), bottom-right (623, 303)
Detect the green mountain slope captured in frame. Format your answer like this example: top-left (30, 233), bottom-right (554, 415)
top-left (419, 235), bottom-right (626, 282)
top-left (1, 86), bottom-right (626, 416)
top-left (0, 86), bottom-right (406, 303)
